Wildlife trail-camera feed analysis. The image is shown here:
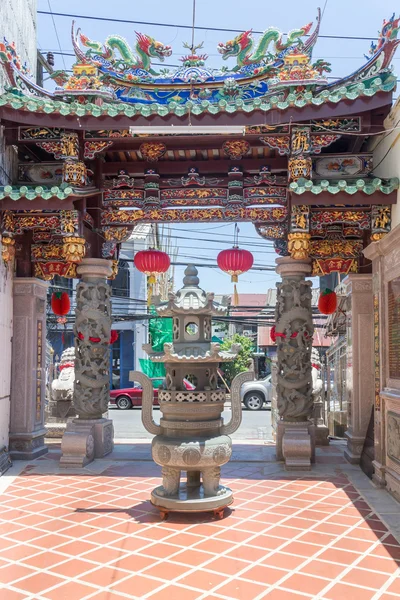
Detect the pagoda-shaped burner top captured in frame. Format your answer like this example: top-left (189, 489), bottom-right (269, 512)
top-left (144, 265), bottom-right (239, 366)
top-left (154, 265), bottom-right (230, 316)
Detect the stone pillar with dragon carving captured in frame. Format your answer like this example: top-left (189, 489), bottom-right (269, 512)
top-left (275, 256), bottom-right (315, 470)
top-left (60, 258), bottom-right (114, 467)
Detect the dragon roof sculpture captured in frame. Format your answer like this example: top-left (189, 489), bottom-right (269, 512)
top-left (0, 10), bottom-right (398, 118)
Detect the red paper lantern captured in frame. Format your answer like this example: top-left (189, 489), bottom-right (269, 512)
top-left (134, 249), bottom-right (170, 304)
top-left (318, 288), bottom-right (337, 315)
top-left (217, 246), bottom-right (254, 305)
top-left (51, 291), bottom-right (70, 316)
top-left (134, 249), bottom-right (170, 281)
top-left (270, 325), bottom-right (277, 343)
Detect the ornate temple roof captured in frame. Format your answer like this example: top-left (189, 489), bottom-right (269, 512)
top-left (1, 13), bottom-right (399, 282)
top-left (0, 11), bottom-right (399, 123)
top-left (153, 266), bottom-right (230, 317)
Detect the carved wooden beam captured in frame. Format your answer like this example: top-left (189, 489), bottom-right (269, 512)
top-left (102, 158), bottom-right (287, 176)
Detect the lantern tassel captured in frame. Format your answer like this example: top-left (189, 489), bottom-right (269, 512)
top-left (231, 274), bottom-right (239, 306)
top-left (233, 283), bottom-right (239, 306)
top-left (147, 274), bottom-right (156, 307)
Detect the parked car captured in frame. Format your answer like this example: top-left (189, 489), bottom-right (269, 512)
top-left (109, 378), bottom-right (195, 410)
top-left (240, 374), bottom-right (272, 411)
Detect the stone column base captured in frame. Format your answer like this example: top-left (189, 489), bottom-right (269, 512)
top-left (9, 429), bottom-right (48, 461)
top-left (276, 421), bottom-right (315, 471)
top-left (344, 431), bottom-right (365, 464)
top-left (45, 399), bottom-right (78, 438)
top-left (372, 460), bottom-right (386, 488)
top-left (385, 468), bottom-right (400, 503)
top-left (315, 424), bottom-right (330, 446)
top-left (60, 418), bottom-right (114, 468)
top-left (45, 421), bottom-right (68, 439)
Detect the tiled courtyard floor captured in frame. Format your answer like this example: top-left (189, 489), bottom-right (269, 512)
top-left (0, 443), bottom-right (399, 600)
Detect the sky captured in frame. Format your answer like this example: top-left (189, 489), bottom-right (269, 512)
top-left (35, 0), bottom-right (399, 294)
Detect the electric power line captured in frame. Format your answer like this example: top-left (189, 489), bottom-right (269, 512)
top-left (46, 1), bottom-right (67, 71)
top-left (37, 10), bottom-right (384, 41)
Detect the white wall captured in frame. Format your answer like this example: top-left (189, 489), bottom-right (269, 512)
top-left (0, 0), bottom-right (37, 454)
top-left (370, 98), bottom-right (400, 228)
top-left (0, 0), bottom-right (37, 185)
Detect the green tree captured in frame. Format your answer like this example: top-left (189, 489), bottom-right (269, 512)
top-left (220, 333), bottom-right (255, 386)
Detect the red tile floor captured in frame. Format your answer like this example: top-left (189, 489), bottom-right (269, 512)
top-left (0, 451), bottom-right (400, 600)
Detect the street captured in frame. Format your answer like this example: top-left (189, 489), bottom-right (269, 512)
top-left (108, 405), bottom-right (273, 441)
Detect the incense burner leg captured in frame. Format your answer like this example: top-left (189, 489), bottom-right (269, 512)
top-left (160, 466), bottom-right (181, 497)
top-left (202, 466), bottom-right (222, 496)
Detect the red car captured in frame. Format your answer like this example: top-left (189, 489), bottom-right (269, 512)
top-left (109, 377), bottom-right (195, 410)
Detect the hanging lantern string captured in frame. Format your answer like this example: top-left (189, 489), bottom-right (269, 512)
top-left (233, 224), bottom-right (240, 305)
top-left (233, 223), bottom-right (240, 248)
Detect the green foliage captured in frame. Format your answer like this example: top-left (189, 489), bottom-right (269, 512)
top-left (220, 333), bottom-right (255, 386)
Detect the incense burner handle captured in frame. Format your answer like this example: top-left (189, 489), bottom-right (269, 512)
top-left (129, 370), bottom-right (162, 435)
top-left (221, 370), bottom-right (254, 436)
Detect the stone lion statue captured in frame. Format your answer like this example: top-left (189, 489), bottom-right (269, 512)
top-left (51, 347), bottom-right (75, 402)
top-left (311, 348), bottom-right (323, 401)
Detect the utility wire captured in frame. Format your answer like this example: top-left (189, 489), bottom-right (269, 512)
top-left (46, 2), bottom-right (67, 71)
top-left (37, 10), bottom-right (383, 41)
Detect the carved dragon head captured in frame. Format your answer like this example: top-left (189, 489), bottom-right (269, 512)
top-left (375, 13), bottom-right (400, 52)
top-left (135, 32), bottom-right (172, 61)
top-left (0, 39), bottom-right (27, 73)
top-left (217, 30), bottom-right (252, 60)
top-left (49, 70), bottom-right (70, 86)
top-left (300, 22), bottom-right (313, 37)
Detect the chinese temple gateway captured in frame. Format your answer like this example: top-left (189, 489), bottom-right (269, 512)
top-left (0, 10), bottom-right (400, 471)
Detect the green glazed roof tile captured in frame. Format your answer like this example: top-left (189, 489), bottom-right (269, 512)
top-left (289, 177), bottom-right (399, 196)
top-left (0, 71), bottom-right (396, 119)
top-left (0, 185), bottom-right (74, 201)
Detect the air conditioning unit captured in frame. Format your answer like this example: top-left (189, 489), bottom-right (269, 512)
top-left (243, 330), bottom-right (253, 337)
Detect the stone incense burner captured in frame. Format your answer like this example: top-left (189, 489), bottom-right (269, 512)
top-left (130, 265), bottom-right (252, 519)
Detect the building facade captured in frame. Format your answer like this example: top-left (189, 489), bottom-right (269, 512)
top-left (362, 99), bottom-right (400, 499)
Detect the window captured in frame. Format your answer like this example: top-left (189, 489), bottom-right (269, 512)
top-left (111, 334), bottom-right (121, 389)
top-left (185, 322), bottom-right (198, 336)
